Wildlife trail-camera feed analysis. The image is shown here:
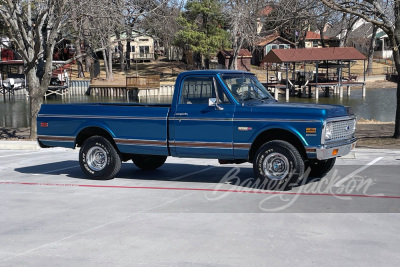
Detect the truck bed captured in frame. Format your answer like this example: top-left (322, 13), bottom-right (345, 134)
top-left (37, 103), bottom-right (171, 156)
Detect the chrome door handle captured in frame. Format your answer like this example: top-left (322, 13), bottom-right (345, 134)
top-left (175, 113), bottom-right (188, 116)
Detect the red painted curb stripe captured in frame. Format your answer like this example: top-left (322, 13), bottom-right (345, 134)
top-left (1, 181), bottom-right (400, 199)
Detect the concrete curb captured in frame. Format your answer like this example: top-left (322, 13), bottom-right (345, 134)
top-left (0, 141), bottom-right (40, 150)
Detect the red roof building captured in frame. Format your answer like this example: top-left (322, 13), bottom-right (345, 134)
top-left (252, 34), bottom-right (295, 67)
top-left (217, 49), bottom-right (252, 71)
top-left (303, 31), bottom-right (333, 48)
top-left (262, 47), bottom-right (366, 63)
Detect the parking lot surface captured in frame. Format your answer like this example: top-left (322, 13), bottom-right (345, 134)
top-left (0, 148), bottom-right (399, 266)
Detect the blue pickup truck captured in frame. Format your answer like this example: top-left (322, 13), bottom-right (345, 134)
top-left (37, 70), bottom-right (356, 188)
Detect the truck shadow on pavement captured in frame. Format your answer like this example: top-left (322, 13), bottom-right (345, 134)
top-left (15, 160), bottom-right (323, 190)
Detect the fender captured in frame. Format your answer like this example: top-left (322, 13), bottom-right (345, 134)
top-left (74, 122), bottom-right (117, 146)
top-left (250, 123), bottom-right (309, 147)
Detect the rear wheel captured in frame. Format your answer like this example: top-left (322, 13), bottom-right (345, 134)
top-left (253, 140), bottom-right (304, 190)
top-left (307, 158), bottom-right (336, 178)
top-left (132, 154), bottom-right (167, 170)
top-left (79, 136), bottom-right (121, 180)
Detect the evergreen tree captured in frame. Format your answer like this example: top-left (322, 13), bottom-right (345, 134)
top-left (174, 0), bottom-right (229, 68)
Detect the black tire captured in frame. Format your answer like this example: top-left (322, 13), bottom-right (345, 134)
top-left (79, 136), bottom-right (121, 180)
top-left (253, 140), bottom-right (304, 190)
top-left (132, 154), bottom-right (167, 170)
top-left (307, 158), bottom-right (336, 178)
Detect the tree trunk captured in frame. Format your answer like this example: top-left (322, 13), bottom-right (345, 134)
top-left (119, 40), bottom-right (125, 71)
top-left (75, 38), bottom-right (84, 78)
top-left (393, 4), bottom-right (400, 139)
top-left (115, 31), bottom-right (125, 71)
top-left (339, 13), bottom-right (347, 47)
top-left (84, 41), bottom-right (91, 73)
top-left (72, 7), bottom-right (84, 78)
top-left (107, 46), bottom-right (114, 81)
top-left (232, 49), bottom-right (238, 70)
top-left (126, 40), bottom-right (131, 70)
top-left (85, 46), bottom-right (93, 76)
top-left (395, 79), bottom-right (400, 139)
top-left (29, 96), bottom-right (43, 140)
top-left (26, 68), bottom-right (41, 140)
top-left (82, 17), bottom-right (91, 72)
top-left (102, 48), bottom-right (109, 80)
top-left (389, 34), bottom-right (400, 139)
top-left (320, 28), bottom-right (326, 48)
top-left (366, 26), bottom-right (377, 75)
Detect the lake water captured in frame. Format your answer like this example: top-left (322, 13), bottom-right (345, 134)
top-left (0, 87), bottom-right (397, 128)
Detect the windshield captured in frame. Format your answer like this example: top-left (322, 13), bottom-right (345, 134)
top-left (220, 74), bottom-right (273, 103)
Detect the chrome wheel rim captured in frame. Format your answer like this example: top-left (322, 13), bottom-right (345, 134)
top-left (87, 146), bottom-right (107, 171)
top-left (262, 152), bottom-right (289, 180)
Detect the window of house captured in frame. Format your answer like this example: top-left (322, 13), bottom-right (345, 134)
top-left (375, 39), bottom-right (383, 51)
top-left (383, 38), bottom-right (389, 50)
top-left (130, 45), bottom-right (135, 53)
top-left (139, 39), bottom-right (149, 42)
top-left (312, 41), bottom-right (319, 47)
top-left (140, 46), bottom-right (149, 54)
top-left (180, 76), bottom-right (230, 105)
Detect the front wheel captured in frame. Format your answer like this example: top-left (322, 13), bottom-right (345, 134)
top-left (79, 136), bottom-right (121, 180)
top-left (253, 140), bottom-right (304, 190)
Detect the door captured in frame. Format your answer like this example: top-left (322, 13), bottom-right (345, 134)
top-left (172, 75), bottom-right (235, 158)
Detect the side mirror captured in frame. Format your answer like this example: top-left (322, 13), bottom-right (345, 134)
top-left (208, 98), bottom-right (217, 107)
top-left (208, 98), bottom-right (224, 110)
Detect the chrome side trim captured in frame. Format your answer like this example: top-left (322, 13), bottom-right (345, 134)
top-left (38, 135), bottom-right (251, 150)
top-left (170, 117), bottom-right (233, 121)
top-left (234, 118), bottom-right (321, 123)
top-left (172, 141), bottom-right (251, 150)
top-left (171, 118), bottom-right (321, 123)
top-left (38, 135), bottom-right (75, 142)
top-left (174, 141), bottom-right (232, 148)
top-left (38, 114), bottom-right (167, 120)
top-left (234, 143), bottom-right (252, 149)
top-left (115, 138), bottom-right (167, 147)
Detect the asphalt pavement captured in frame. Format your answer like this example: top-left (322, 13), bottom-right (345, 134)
top-left (0, 147), bottom-right (399, 266)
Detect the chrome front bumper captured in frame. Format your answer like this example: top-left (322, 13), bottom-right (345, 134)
top-left (315, 139), bottom-right (357, 160)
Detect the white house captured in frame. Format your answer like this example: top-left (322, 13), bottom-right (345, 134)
top-left (111, 30), bottom-right (156, 61)
top-left (325, 19), bottom-right (392, 59)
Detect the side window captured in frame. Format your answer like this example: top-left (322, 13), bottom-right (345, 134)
top-left (180, 76), bottom-right (230, 105)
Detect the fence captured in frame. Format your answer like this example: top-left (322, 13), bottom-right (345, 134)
top-left (68, 80), bottom-right (90, 95)
top-left (126, 75), bottom-right (160, 89)
top-left (1, 80), bottom-right (175, 99)
top-left (88, 84), bottom-right (175, 100)
top-left (0, 87), bottom-right (28, 97)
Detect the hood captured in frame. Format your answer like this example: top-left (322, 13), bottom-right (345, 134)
top-left (250, 101), bottom-right (350, 119)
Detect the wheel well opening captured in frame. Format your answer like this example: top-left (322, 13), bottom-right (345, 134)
top-left (75, 127), bottom-right (117, 149)
top-left (249, 129), bottom-right (307, 162)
